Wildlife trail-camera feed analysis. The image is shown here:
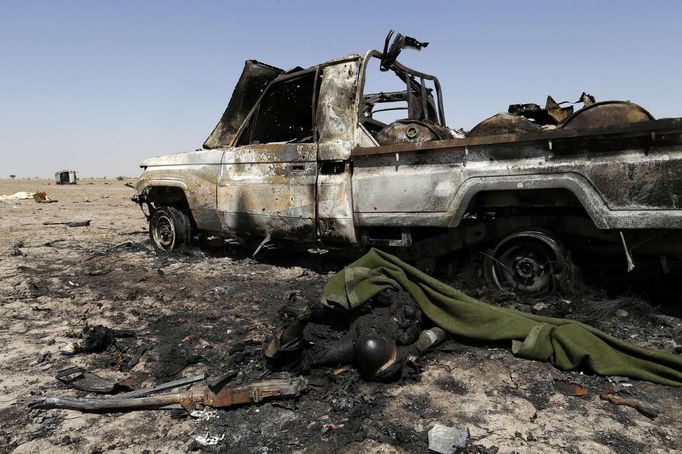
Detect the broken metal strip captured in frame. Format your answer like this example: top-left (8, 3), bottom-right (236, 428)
top-left (405, 70), bottom-right (416, 120)
top-left (311, 67), bottom-right (321, 144)
top-left (28, 393), bottom-right (191, 412)
top-left (117, 373), bottom-right (208, 398)
top-left (433, 77), bottom-right (446, 125)
top-left (420, 77), bottom-right (428, 121)
top-left (619, 231), bottom-right (636, 272)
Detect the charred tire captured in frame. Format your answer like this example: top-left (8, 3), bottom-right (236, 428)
top-left (149, 206), bottom-right (192, 252)
top-left (484, 229), bottom-right (574, 296)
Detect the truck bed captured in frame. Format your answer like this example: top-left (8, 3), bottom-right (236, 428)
top-left (351, 118), bottom-right (682, 231)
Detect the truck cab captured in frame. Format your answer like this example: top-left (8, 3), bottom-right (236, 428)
top-left (136, 36), bottom-right (452, 250)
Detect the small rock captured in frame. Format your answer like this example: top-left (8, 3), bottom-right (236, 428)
top-left (36, 352), bottom-right (51, 364)
top-left (213, 286), bottom-right (231, 296)
top-left (532, 302), bottom-right (548, 312)
top-left (615, 309), bottom-right (629, 318)
top-left (321, 423), bottom-right (337, 433)
top-left (286, 289), bottom-right (302, 302)
top-left (160, 293), bottom-right (175, 303)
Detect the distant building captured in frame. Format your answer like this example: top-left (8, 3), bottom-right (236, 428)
top-left (55, 170), bottom-right (78, 185)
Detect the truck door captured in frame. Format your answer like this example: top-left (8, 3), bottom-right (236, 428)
top-left (217, 70), bottom-right (318, 241)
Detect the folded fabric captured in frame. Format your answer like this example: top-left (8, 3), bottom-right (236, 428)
top-left (321, 248), bottom-right (682, 387)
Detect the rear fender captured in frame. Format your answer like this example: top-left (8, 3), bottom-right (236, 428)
top-left (449, 173), bottom-right (682, 229)
top-left (449, 174), bottom-right (610, 229)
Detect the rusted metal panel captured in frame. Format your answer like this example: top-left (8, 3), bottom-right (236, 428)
top-left (314, 59), bottom-right (363, 243)
top-left (317, 162), bottom-right (357, 243)
top-left (582, 149), bottom-right (682, 210)
top-left (317, 59), bottom-right (361, 160)
top-left (353, 163), bottom-right (462, 214)
top-left (136, 150), bottom-right (223, 231)
top-left (562, 101), bottom-right (654, 130)
top-left (217, 143), bottom-right (317, 241)
top-left (351, 129), bottom-right (682, 230)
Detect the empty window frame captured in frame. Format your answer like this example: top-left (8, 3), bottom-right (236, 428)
top-left (238, 71), bottom-right (317, 145)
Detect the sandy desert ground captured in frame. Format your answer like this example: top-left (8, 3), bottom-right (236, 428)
top-left (0, 178), bottom-right (680, 454)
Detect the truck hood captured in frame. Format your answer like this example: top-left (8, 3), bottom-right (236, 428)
top-left (203, 60), bottom-right (283, 149)
top-left (140, 150), bottom-right (223, 168)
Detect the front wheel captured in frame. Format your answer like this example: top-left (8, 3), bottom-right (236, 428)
top-left (149, 206), bottom-right (192, 252)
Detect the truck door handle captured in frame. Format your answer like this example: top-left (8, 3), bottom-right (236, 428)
top-left (291, 165), bottom-right (306, 171)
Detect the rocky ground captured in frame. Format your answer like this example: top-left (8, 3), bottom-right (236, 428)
top-left (0, 179), bottom-right (680, 454)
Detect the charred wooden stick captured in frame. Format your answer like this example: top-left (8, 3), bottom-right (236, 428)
top-left (28, 377), bottom-right (307, 413)
top-left (599, 389), bottom-right (659, 419)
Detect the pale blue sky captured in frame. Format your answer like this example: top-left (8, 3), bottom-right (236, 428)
top-left (2, 1), bottom-right (681, 177)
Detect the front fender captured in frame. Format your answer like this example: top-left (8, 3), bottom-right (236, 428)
top-left (135, 176), bottom-right (189, 195)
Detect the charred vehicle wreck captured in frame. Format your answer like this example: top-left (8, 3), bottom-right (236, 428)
top-left (134, 31), bottom-right (682, 295)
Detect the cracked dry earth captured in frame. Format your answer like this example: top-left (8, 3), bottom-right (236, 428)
top-left (0, 179), bottom-right (680, 454)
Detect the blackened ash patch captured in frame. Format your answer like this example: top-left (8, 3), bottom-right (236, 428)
top-left (434, 376), bottom-right (468, 395)
top-left (593, 431), bottom-right (647, 454)
top-left (524, 381), bottom-right (553, 411)
top-left (400, 392), bottom-right (444, 419)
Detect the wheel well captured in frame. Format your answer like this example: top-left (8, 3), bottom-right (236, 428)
top-left (457, 188), bottom-right (623, 259)
top-left (144, 186), bottom-right (196, 228)
top-left (370, 189), bottom-right (603, 262)
top-left (466, 188), bottom-right (585, 215)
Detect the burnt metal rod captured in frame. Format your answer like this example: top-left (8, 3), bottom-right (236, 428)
top-left (29, 392), bottom-right (192, 411)
top-left (600, 390), bottom-right (659, 419)
top-left (117, 373), bottom-right (208, 398)
top-left (28, 377), bottom-right (308, 413)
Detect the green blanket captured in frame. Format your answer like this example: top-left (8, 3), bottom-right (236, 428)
top-left (321, 248), bottom-right (682, 387)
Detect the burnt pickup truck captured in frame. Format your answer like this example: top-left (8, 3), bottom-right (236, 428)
top-left (134, 32), bottom-right (682, 294)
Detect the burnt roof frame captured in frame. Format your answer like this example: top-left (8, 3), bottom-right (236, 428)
top-left (357, 50), bottom-right (446, 128)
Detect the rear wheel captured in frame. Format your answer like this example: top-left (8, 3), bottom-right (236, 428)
top-left (484, 229), bottom-right (571, 295)
top-left (149, 206), bottom-right (192, 252)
